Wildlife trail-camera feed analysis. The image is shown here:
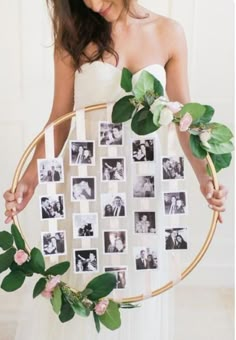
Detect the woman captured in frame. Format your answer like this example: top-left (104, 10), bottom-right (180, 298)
top-left (3, 1), bottom-right (227, 339)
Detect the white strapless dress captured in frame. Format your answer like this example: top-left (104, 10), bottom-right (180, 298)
top-left (15, 61), bottom-right (175, 340)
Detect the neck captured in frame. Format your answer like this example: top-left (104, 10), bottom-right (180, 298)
top-left (112, 3), bottom-right (148, 28)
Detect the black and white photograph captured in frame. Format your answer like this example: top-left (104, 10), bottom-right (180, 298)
top-left (99, 121), bottom-right (123, 146)
top-left (39, 194), bottom-right (65, 220)
top-left (72, 213), bottom-right (98, 238)
top-left (101, 157), bottom-right (126, 181)
top-left (37, 157), bottom-right (64, 183)
top-left (134, 247), bottom-right (158, 270)
top-left (69, 140), bottom-right (95, 165)
top-left (163, 191), bottom-right (187, 215)
top-left (134, 211), bottom-right (156, 234)
top-left (74, 249), bottom-right (98, 273)
top-left (41, 231), bottom-right (67, 256)
top-left (161, 156), bottom-right (184, 180)
top-left (101, 193), bottom-right (126, 217)
top-left (132, 139), bottom-right (154, 162)
top-left (103, 230), bottom-right (127, 254)
top-left (165, 227), bottom-right (188, 250)
top-left (104, 266), bottom-right (128, 289)
top-left (133, 176), bottom-right (155, 198)
top-left (71, 176), bottom-right (96, 201)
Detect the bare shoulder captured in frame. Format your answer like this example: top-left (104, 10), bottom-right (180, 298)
top-left (151, 13), bottom-right (186, 42)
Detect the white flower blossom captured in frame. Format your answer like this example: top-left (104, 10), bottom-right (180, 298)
top-left (150, 98), bottom-right (163, 115)
top-left (159, 107), bottom-right (174, 126)
top-left (166, 101), bottom-right (183, 114)
top-left (199, 130), bottom-right (212, 148)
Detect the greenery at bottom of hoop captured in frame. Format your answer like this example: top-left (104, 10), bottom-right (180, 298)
top-left (0, 224), bottom-right (138, 332)
top-left (112, 68), bottom-right (234, 173)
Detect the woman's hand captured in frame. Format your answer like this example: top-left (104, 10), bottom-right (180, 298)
top-left (3, 180), bottom-right (35, 224)
top-left (200, 176), bottom-right (228, 223)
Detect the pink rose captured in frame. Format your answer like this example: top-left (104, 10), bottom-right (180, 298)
top-left (41, 275), bottom-right (61, 299)
top-left (94, 298), bottom-right (109, 316)
top-left (179, 112), bottom-right (193, 131)
top-left (166, 101), bottom-right (183, 114)
top-left (14, 250), bottom-right (28, 265)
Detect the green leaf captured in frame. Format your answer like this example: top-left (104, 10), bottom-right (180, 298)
top-left (133, 71), bottom-right (155, 100)
top-left (144, 92), bottom-right (155, 106)
top-left (112, 95), bottom-right (135, 123)
top-left (0, 247), bottom-right (16, 274)
top-left (1, 270), bottom-right (25, 292)
top-left (0, 231), bottom-right (13, 250)
top-left (209, 153), bottom-right (232, 173)
top-left (131, 108), bottom-right (158, 135)
top-left (152, 104), bottom-right (165, 126)
top-left (120, 68), bottom-right (133, 92)
top-left (209, 123), bottom-right (234, 143)
top-left (80, 287), bottom-right (93, 298)
top-left (44, 262), bottom-right (70, 276)
top-left (72, 301), bottom-right (90, 317)
top-left (98, 300), bottom-right (121, 331)
top-left (33, 277), bottom-right (47, 298)
top-left (179, 103), bottom-right (206, 122)
top-left (10, 261), bottom-right (33, 277)
top-left (189, 135), bottom-right (207, 159)
top-left (93, 311), bottom-right (101, 333)
top-left (199, 105), bottom-right (215, 124)
top-left (51, 286), bottom-right (62, 314)
top-left (203, 141), bottom-right (234, 155)
top-left (11, 224), bottom-right (25, 250)
top-left (29, 248), bottom-right (45, 274)
top-left (153, 77), bottom-right (164, 97)
top-left (59, 296), bottom-right (75, 323)
top-left (86, 273), bottom-right (116, 301)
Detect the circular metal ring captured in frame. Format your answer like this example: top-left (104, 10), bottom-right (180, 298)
top-left (12, 103), bottom-right (219, 303)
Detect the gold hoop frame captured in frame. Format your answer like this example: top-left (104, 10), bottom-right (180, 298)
top-left (12, 103), bottom-right (219, 303)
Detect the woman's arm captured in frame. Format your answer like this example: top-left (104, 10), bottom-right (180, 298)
top-left (4, 49), bottom-right (75, 222)
top-left (165, 21), bottom-right (227, 222)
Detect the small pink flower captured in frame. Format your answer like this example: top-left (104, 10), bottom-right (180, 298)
top-left (94, 298), bottom-right (109, 316)
top-left (179, 112), bottom-right (193, 131)
top-left (41, 275), bottom-right (61, 299)
top-left (166, 101), bottom-right (183, 114)
top-left (14, 250), bottom-right (28, 265)
top-left (41, 289), bottom-right (53, 299)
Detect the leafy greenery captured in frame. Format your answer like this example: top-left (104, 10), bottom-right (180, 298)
top-left (112, 68), bottom-right (234, 173)
top-left (0, 231), bottom-right (13, 250)
top-left (11, 224), bottom-right (26, 250)
top-left (0, 224), bottom-right (136, 332)
top-left (86, 273), bottom-right (116, 300)
top-left (98, 300), bottom-right (121, 330)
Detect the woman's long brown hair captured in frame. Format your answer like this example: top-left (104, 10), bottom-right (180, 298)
top-left (46, 0), bottom-right (130, 70)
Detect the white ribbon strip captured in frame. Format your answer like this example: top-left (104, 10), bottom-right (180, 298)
top-left (75, 109), bottom-right (92, 283)
top-left (167, 123), bottom-right (182, 284)
top-left (44, 125), bottom-right (58, 264)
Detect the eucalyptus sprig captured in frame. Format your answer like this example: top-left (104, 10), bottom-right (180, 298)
top-left (112, 68), bottom-right (234, 173)
top-left (0, 224), bottom-right (137, 332)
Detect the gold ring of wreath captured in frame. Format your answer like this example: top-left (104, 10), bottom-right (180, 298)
top-left (11, 104), bottom-right (219, 304)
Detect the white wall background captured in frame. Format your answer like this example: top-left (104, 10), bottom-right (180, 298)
top-left (0, 0), bottom-right (234, 337)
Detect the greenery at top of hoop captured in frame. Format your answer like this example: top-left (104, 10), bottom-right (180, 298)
top-left (112, 68), bottom-right (234, 173)
top-left (0, 224), bottom-right (137, 332)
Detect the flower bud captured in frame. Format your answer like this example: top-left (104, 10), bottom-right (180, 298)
top-left (199, 130), bottom-right (211, 148)
top-left (166, 101), bottom-right (183, 114)
top-left (14, 250), bottom-right (28, 266)
top-left (179, 112), bottom-right (193, 131)
top-left (94, 298), bottom-right (109, 316)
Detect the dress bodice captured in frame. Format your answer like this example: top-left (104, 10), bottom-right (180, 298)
top-left (74, 61), bottom-right (166, 108)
